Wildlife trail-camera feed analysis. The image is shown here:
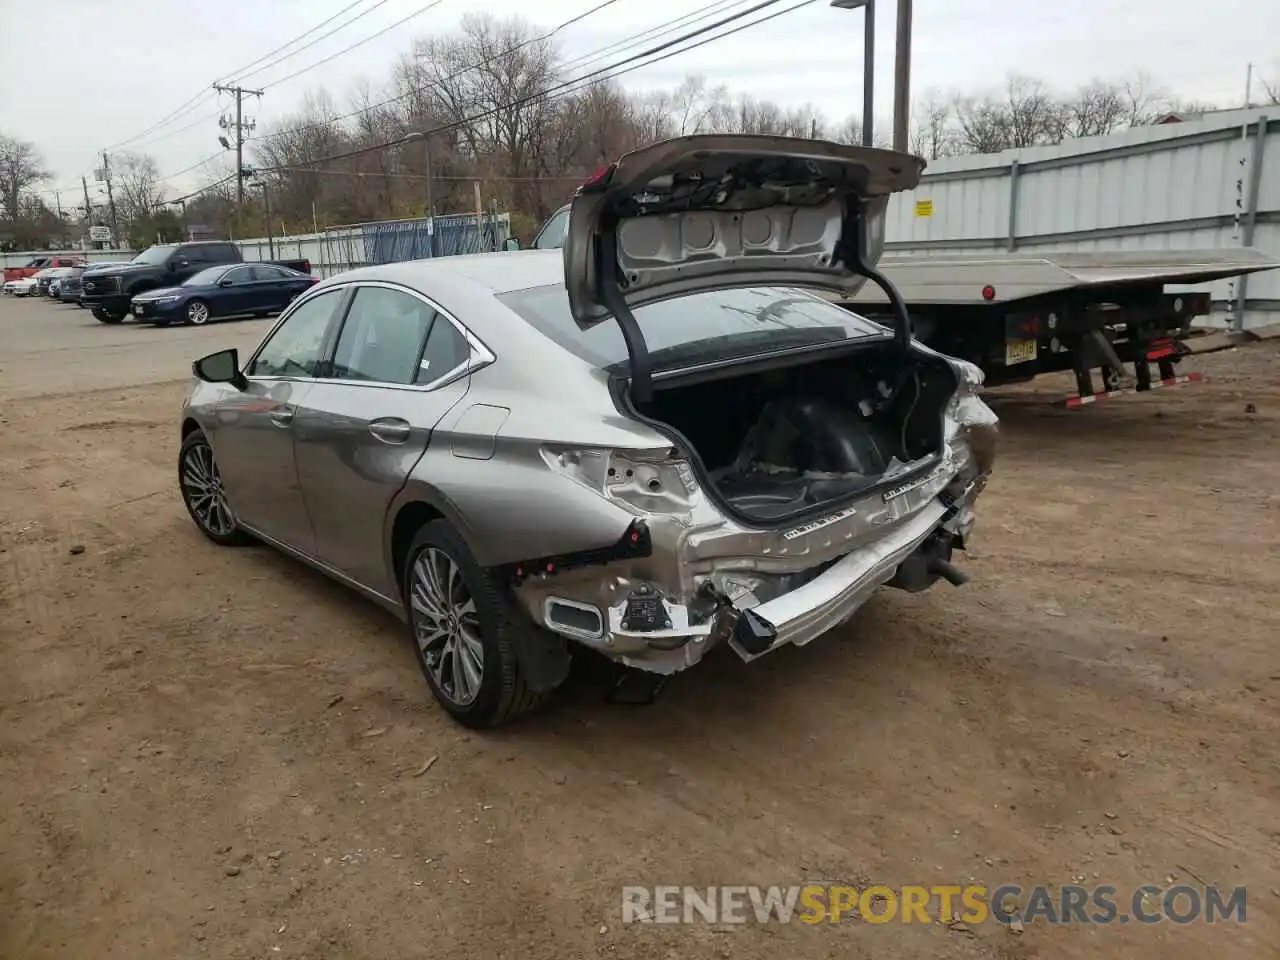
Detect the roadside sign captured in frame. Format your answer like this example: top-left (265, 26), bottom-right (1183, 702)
top-left (88, 225), bottom-right (112, 242)
top-left (914, 199), bottom-right (934, 218)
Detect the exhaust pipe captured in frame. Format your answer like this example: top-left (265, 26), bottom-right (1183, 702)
top-left (927, 556), bottom-right (970, 587)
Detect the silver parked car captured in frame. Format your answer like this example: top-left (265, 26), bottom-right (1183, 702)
top-left (178, 135), bottom-right (999, 727)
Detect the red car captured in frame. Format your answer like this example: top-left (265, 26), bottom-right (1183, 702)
top-left (3, 255), bottom-right (86, 284)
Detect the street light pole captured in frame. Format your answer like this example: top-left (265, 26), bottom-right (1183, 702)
top-left (830, 0), bottom-right (875, 146)
top-left (891, 0), bottom-right (912, 152)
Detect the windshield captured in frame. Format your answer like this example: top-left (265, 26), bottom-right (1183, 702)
top-left (131, 245), bottom-right (176, 266)
top-left (184, 266), bottom-right (230, 286)
top-left (498, 285), bottom-right (889, 371)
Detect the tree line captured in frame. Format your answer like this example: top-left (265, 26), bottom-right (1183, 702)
top-left (3, 12), bottom-right (1273, 250)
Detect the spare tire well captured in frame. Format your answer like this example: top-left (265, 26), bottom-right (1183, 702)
top-left (391, 502), bottom-right (445, 592)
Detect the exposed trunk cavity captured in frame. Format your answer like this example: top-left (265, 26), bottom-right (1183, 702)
top-left (634, 346), bottom-right (959, 523)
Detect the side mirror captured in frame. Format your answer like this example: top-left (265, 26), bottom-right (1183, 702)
top-left (192, 348), bottom-right (247, 389)
top-left (172, 257), bottom-right (189, 270)
top-left (217, 277), bottom-right (234, 286)
top-left (504, 238), bottom-right (521, 252)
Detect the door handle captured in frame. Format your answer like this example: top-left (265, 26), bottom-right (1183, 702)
top-left (269, 407), bottom-right (295, 428)
top-left (368, 418), bottom-right (411, 444)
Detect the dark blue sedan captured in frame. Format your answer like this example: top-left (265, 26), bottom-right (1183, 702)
top-left (130, 263), bottom-right (318, 326)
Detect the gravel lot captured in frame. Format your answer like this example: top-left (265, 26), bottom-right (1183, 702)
top-left (1, 293), bottom-right (1277, 960)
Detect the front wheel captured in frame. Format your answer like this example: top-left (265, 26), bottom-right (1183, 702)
top-left (403, 521), bottom-right (556, 728)
top-left (185, 299), bottom-right (211, 325)
top-left (178, 431), bottom-right (251, 546)
top-left (92, 306), bottom-right (124, 324)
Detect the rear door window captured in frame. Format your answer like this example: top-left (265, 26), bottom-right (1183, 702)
top-left (330, 287), bottom-right (438, 385)
top-left (533, 207), bottom-right (569, 249)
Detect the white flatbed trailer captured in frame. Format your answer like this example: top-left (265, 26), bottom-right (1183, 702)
top-left (826, 247), bottom-right (1280, 402)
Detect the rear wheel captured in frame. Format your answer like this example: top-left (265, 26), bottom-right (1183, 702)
top-left (403, 521), bottom-right (555, 728)
top-left (185, 300), bottom-right (211, 326)
top-left (178, 431), bottom-right (251, 546)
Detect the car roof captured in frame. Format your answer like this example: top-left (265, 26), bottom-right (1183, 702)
top-left (329, 249), bottom-right (564, 298)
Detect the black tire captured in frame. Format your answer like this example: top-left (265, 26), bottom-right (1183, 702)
top-left (178, 431), bottom-right (252, 546)
top-left (184, 299), bottom-right (211, 325)
top-left (402, 520), bottom-right (555, 728)
top-left (92, 306), bottom-right (123, 324)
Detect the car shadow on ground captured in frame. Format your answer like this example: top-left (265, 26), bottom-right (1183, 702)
top-left (228, 525), bottom-right (920, 748)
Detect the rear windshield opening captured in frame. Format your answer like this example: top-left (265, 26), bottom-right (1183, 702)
top-left (497, 285), bottom-right (889, 372)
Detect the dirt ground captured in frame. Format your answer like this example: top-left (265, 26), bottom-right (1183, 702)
top-left (1, 296), bottom-right (1277, 960)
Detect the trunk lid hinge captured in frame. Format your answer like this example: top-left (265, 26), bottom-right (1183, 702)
top-left (596, 229), bottom-right (654, 404)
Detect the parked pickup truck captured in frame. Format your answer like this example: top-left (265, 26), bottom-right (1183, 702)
top-left (80, 241), bottom-right (311, 324)
top-left (3, 254), bottom-right (87, 284)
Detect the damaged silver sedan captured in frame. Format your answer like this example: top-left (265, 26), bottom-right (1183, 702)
top-left (178, 134), bottom-right (998, 727)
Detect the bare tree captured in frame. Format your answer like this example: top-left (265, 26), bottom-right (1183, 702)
top-left (1055, 80), bottom-right (1129, 139)
top-left (1260, 76), bottom-right (1280, 106)
top-left (113, 152), bottom-right (165, 227)
top-left (910, 89), bottom-right (959, 159)
top-left (0, 134), bottom-right (51, 222)
top-left (151, 10), bottom-right (1230, 234)
top-left (419, 15), bottom-right (557, 171)
top-left (668, 74), bottom-right (730, 135)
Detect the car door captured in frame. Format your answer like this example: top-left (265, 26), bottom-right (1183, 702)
top-left (210, 287), bottom-right (348, 554)
top-left (212, 265), bottom-right (257, 317)
top-left (248, 264), bottom-right (293, 313)
top-left (292, 283), bottom-right (481, 596)
top-left (532, 205), bottom-right (569, 249)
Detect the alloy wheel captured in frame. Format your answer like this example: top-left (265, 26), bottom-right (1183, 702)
top-left (409, 548), bottom-right (485, 706)
top-left (187, 301), bottom-right (210, 325)
top-left (180, 440), bottom-right (237, 537)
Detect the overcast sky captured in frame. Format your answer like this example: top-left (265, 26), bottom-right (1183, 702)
top-left (2, 0), bottom-right (1276, 207)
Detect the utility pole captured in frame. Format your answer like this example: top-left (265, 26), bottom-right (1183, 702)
top-left (81, 176), bottom-right (92, 223)
top-left (891, 0), bottom-right (913, 152)
top-left (54, 191), bottom-right (63, 221)
top-left (260, 181), bottom-right (275, 259)
top-left (213, 83), bottom-right (264, 235)
top-left (100, 151), bottom-right (120, 248)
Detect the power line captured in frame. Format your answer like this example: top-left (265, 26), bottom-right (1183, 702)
top-left (438, 0), bottom-right (818, 136)
top-left (258, 167), bottom-right (594, 182)
top-left (253, 0), bottom-right (734, 138)
top-left (232, 0), bottom-right (398, 85)
top-left (159, 152), bottom-right (228, 185)
top-left (559, 0), bottom-right (747, 75)
top-left (97, 0), bottom-right (387, 157)
top-left (218, 0), bottom-right (371, 84)
top-left (281, 0), bottom-right (806, 162)
top-left (168, 173), bottom-right (238, 206)
top-left (126, 109), bottom-right (223, 154)
top-left (103, 91), bottom-right (218, 153)
top-left (258, 0), bottom-right (448, 91)
top-left (180, 0), bottom-right (815, 201)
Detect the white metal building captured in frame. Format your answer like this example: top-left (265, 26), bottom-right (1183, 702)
top-left (884, 107), bottom-right (1278, 331)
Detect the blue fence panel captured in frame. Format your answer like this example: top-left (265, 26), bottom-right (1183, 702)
top-left (359, 214), bottom-right (508, 266)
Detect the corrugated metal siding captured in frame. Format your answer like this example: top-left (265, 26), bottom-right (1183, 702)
top-left (887, 108), bottom-right (1280, 329)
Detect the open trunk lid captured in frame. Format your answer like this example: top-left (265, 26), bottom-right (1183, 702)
top-left (561, 134), bottom-right (926, 399)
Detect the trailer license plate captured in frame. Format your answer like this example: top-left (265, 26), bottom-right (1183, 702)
top-left (1005, 338), bottom-right (1037, 366)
